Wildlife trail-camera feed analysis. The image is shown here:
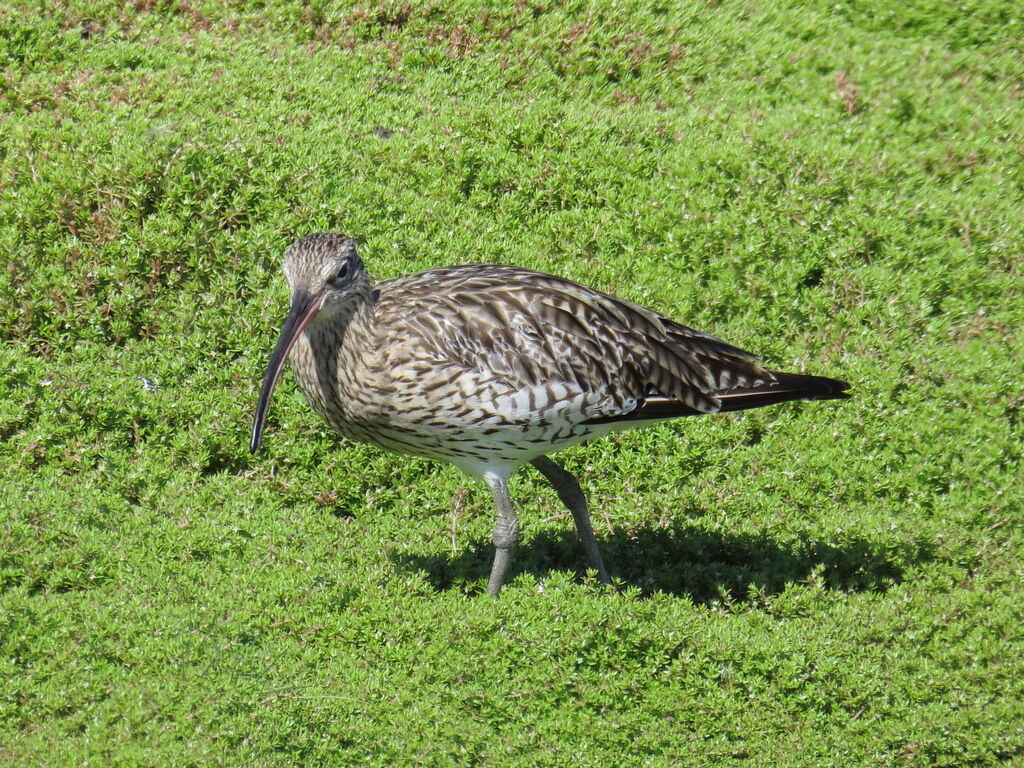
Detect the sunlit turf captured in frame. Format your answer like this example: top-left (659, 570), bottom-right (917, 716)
top-left (2, 1), bottom-right (1022, 765)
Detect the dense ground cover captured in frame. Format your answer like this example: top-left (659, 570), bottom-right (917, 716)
top-left (2, 1), bottom-right (1022, 765)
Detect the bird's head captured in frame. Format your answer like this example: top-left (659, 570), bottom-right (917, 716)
top-left (282, 232), bottom-right (368, 312)
top-left (250, 233), bottom-right (369, 453)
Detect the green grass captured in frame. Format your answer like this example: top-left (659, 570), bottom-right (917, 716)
top-left (2, 1), bottom-right (1022, 764)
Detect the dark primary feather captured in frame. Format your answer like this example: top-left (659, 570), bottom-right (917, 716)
top-left (584, 372), bottom-right (851, 425)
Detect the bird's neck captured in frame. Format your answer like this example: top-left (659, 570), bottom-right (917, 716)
top-left (288, 290), bottom-right (375, 431)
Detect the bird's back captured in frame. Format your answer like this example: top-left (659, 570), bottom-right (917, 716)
top-left (373, 264), bottom-right (766, 402)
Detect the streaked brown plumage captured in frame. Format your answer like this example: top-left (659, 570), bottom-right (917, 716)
top-left (252, 233), bottom-right (850, 595)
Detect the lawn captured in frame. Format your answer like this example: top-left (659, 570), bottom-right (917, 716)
top-left (1, 1), bottom-right (1022, 765)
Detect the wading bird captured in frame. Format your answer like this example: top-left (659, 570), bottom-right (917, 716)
top-left (251, 233), bottom-right (849, 595)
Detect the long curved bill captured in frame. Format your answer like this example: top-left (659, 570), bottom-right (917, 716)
top-left (250, 289), bottom-right (323, 453)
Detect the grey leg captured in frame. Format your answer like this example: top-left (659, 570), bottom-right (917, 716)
top-left (485, 474), bottom-right (519, 597)
top-left (531, 456), bottom-right (611, 585)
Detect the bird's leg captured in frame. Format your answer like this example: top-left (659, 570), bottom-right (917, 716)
top-left (485, 474), bottom-right (519, 597)
top-left (530, 456), bottom-right (611, 585)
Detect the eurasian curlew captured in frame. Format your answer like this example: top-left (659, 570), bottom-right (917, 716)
top-left (251, 233), bottom-right (850, 595)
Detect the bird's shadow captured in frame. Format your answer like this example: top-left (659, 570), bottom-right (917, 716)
top-left (390, 520), bottom-right (932, 601)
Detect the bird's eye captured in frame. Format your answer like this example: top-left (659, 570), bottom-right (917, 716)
top-left (332, 261), bottom-right (350, 284)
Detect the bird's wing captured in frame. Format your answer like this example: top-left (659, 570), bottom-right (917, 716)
top-left (371, 265), bottom-right (776, 423)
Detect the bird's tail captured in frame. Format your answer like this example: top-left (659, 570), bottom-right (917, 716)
top-left (715, 371), bottom-right (850, 413)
